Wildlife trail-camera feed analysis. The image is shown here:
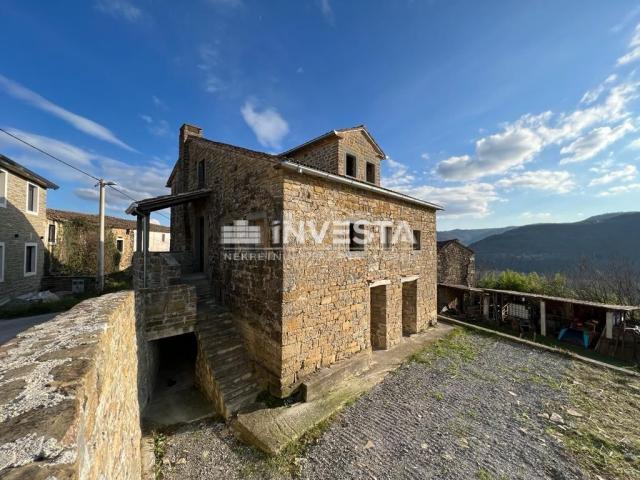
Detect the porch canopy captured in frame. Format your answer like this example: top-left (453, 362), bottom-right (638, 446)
top-left (125, 189), bottom-right (211, 287)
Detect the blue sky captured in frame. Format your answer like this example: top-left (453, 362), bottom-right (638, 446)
top-left (1, 1), bottom-right (640, 230)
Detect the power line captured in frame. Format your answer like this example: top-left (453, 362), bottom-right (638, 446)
top-left (0, 127), bottom-right (171, 221)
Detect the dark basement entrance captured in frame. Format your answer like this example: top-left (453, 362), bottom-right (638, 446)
top-left (142, 333), bottom-right (213, 428)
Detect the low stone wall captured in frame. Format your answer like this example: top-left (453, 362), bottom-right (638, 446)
top-left (136, 285), bottom-right (197, 341)
top-left (132, 251), bottom-right (182, 290)
top-left (0, 291), bottom-right (150, 479)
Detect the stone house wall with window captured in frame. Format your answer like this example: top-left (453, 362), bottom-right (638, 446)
top-left (436, 239), bottom-right (475, 287)
top-left (167, 124), bottom-right (439, 397)
top-left (0, 157), bottom-right (56, 303)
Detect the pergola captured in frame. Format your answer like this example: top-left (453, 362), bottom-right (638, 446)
top-left (125, 189), bottom-right (211, 287)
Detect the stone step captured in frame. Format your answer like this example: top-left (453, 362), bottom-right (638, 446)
top-left (194, 300), bottom-right (261, 420)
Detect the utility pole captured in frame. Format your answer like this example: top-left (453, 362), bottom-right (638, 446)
top-left (96, 179), bottom-right (116, 292)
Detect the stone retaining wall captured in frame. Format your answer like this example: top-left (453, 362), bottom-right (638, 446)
top-left (0, 291), bottom-right (150, 479)
top-left (136, 284), bottom-right (197, 341)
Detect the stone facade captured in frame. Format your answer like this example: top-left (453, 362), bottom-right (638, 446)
top-left (0, 291), bottom-right (152, 479)
top-left (167, 124), bottom-right (440, 397)
top-left (0, 158), bottom-right (55, 304)
top-left (46, 209), bottom-right (170, 276)
top-left (437, 239), bottom-right (475, 286)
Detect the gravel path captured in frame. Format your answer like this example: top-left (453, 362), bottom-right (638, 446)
top-left (160, 330), bottom-right (589, 480)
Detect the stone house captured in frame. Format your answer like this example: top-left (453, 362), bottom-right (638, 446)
top-left (46, 209), bottom-right (170, 275)
top-left (0, 154), bottom-right (58, 304)
top-left (129, 124), bottom-right (442, 410)
top-left (436, 239), bottom-right (475, 286)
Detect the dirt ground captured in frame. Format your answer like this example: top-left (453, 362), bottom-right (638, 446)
top-left (157, 328), bottom-right (640, 480)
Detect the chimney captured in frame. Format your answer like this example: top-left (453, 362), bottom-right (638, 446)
top-left (179, 123), bottom-right (203, 160)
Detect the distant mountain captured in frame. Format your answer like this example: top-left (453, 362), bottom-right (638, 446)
top-left (469, 212), bottom-right (640, 274)
top-left (437, 226), bottom-right (516, 245)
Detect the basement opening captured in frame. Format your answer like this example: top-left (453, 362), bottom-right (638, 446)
top-left (142, 332), bottom-right (212, 427)
top-left (370, 285), bottom-right (388, 350)
top-left (402, 280), bottom-right (418, 336)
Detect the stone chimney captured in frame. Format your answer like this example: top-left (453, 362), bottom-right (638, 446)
top-left (179, 123), bottom-right (203, 160)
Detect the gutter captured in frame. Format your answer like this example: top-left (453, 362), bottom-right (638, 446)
top-left (279, 161), bottom-right (443, 211)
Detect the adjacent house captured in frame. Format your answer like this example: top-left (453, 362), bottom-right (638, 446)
top-left (129, 124), bottom-right (442, 407)
top-left (46, 209), bottom-right (170, 275)
top-left (0, 154), bottom-right (58, 304)
top-left (437, 239), bottom-right (475, 286)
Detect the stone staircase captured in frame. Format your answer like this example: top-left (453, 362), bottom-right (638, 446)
top-left (181, 273), bottom-right (261, 419)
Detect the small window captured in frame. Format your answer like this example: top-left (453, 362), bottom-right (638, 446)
top-left (412, 230), bottom-right (421, 251)
top-left (48, 224), bottom-right (56, 244)
top-left (0, 169), bottom-right (7, 207)
top-left (346, 154), bottom-right (357, 177)
top-left (383, 226), bottom-right (393, 250)
top-left (116, 237), bottom-right (124, 253)
top-left (349, 222), bottom-right (365, 252)
top-left (197, 160), bottom-right (205, 188)
top-left (26, 183), bottom-right (38, 214)
top-left (366, 162), bottom-right (376, 183)
top-left (161, 233), bottom-right (166, 242)
top-left (0, 242), bottom-right (4, 282)
top-left (24, 243), bottom-right (37, 276)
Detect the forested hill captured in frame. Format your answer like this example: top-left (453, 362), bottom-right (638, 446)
top-left (468, 212), bottom-right (640, 274)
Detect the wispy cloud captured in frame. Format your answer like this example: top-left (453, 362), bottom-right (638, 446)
top-left (0, 127), bottom-right (170, 211)
top-left (617, 23), bottom-right (640, 65)
top-left (152, 95), bottom-right (168, 110)
top-left (241, 100), bottom-right (289, 149)
top-left (596, 183), bottom-right (640, 197)
top-left (560, 120), bottom-right (635, 164)
top-left (319, 0), bottom-right (334, 24)
top-left (94, 0), bottom-right (143, 23)
top-left (496, 170), bottom-right (576, 194)
top-left (435, 79), bottom-right (639, 180)
top-left (197, 43), bottom-right (227, 95)
top-left (521, 211), bottom-right (552, 220)
top-left (588, 163), bottom-right (637, 186)
top-left (139, 114), bottom-right (170, 136)
top-left (0, 74), bottom-right (136, 151)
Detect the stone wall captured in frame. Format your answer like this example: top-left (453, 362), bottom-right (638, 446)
top-left (132, 251), bottom-right (182, 290)
top-left (172, 138), bottom-right (285, 391)
top-left (136, 284), bottom-right (197, 341)
top-left (437, 241), bottom-right (475, 286)
top-left (280, 172), bottom-right (437, 395)
top-left (0, 291), bottom-right (151, 479)
top-left (0, 172), bottom-right (47, 303)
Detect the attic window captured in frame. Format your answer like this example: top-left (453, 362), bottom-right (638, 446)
top-left (366, 162), bottom-right (375, 183)
top-left (346, 154), bottom-right (357, 178)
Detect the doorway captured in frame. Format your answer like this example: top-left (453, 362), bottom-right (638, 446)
top-left (142, 333), bottom-right (211, 427)
top-left (370, 285), bottom-right (387, 350)
top-left (402, 280), bottom-right (418, 336)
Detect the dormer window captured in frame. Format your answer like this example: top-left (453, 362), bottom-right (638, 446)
top-left (346, 154), bottom-right (357, 178)
top-left (366, 162), bottom-right (376, 183)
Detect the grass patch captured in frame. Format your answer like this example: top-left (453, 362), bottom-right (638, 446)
top-left (548, 361), bottom-right (640, 479)
top-left (411, 328), bottom-right (480, 375)
top-left (153, 432), bottom-right (167, 480)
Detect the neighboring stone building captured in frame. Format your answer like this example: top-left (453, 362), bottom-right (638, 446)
top-left (0, 154), bottom-right (58, 304)
top-left (46, 209), bottom-right (170, 275)
top-left (436, 239), bottom-right (475, 286)
top-left (129, 124), bottom-right (442, 410)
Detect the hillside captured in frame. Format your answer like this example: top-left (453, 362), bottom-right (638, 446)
top-left (437, 226), bottom-right (515, 245)
top-left (469, 212), bottom-right (640, 274)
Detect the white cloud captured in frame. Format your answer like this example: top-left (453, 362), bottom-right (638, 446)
top-left (560, 120), bottom-right (635, 164)
top-left (435, 79), bottom-right (640, 180)
top-left (521, 211), bottom-right (552, 220)
top-left (420, 152), bottom-right (430, 160)
top-left (617, 23), bottom-right (640, 65)
top-left (94, 0), bottom-right (143, 23)
top-left (197, 44), bottom-right (227, 95)
top-left (580, 74), bottom-right (617, 105)
top-left (496, 170), bottom-right (576, 194)
top-left (241, 100), bottom-right (289, 149)
top-left (588, 163), bottom-right (637, 186)
top-left (383, 159), bottom-right (500, 217)
top-left (596, 183), bottom-right (640, 197)
top-left (0, 74), bottom-right (135, 151)
top-left (0, 127), bottom-right (170, 212)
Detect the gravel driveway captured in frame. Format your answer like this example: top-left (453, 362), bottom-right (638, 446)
top-left (159, 329), bottom-right (634, 480)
